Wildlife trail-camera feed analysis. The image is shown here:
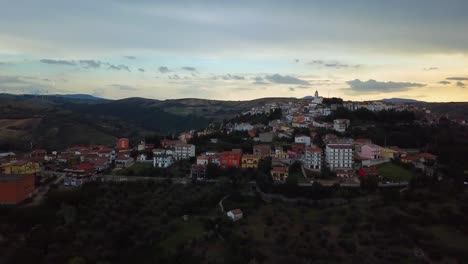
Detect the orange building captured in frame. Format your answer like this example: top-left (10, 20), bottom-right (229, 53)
top-left (0, 174), bottom-right (35, 204)
top-left (117, 138), bottom-right (130, 149)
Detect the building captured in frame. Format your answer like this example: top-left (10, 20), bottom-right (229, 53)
top-left (253, 144), bottom-right (271, 158)
top-left (117, 138), bottom-right (130, 149)
top-left (333, 119), bottom-right (350, 133)
top-left (153, 155), bottom-right (174, 168)
top-left (271, 166), bottom-right (289, 182)
top-left (291, 143), bottom-right (306, 154)
top-left (196, 155), bottom-right (211, 165)
top-left (64, 163), bottom-right (96, 187)
top-left (305, 147), bottom-right (322, 170)
top-left (137, 141), bottom-right (146, 151)
top-left (178, 132), bottom-right (192, 143)
top-left (241, 154), bottom-right (260, 168)
top-left (0, 174), bottom-right (35, 204)
top-left (226, 209), bottom-right (243, 222)
top-left (115, 155), bottom-right (134, 168)
top-left (217, 151), bottom-right (241, 168)
top-left (191, 164), bottom-right (207, 180)
top-left (381, 147), bottom-right (398, 159)
top-left (358, 167), bottom-right (379, 178)
top-left (0, 160), bottom-right (41, 175)
top-left (234, 123), bottom-right (254, 131)
top-left (295, 134), bottom-right (311, 147)
top-left (325, 144), bottom-right (353, 170)
top-left (174, 144), bottom-right (196, 160)
top-left (359, 144), bottom-right (382, 160)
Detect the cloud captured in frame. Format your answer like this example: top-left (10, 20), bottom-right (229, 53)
top-left (346, 79), bottom-right (426, 93)
top-left (289, 87), bottom-right (295, 91)
top-left (159, 66), bottom-right (170, 73)
top-left (79, 60), bottom-right (102, 68)
top-left (40, 59), bottom-right (76, 66)
top-left (438, 80), bottom-right (451, 85)
top-left (265, 74), bottom-right (310, 85)
top-left (220, 74), bottom-right (245, 80)
top-left (233, 87), bottom-right (253, 91)
top-left (0, 75), bottom-right (63, 94)
top-left (168, 74), bottom-right (181, 80)
top-left (456, 81), bottom-right (465, 88)
top-left (252, 76), bottom-right (269, 85)
top-left (446, 77), bottom-right (468, 81)
top-left (107, 63), bottom-right (130, 72)
top-left (124, 56), bottom-right (136, 60)
top-left (308, 60), bottom-right (360, 69)
top-left (181, 66), bottom-right (197, 72)
top-left (110, 84), bottom-right (139, 91)
top-left (138, 68), bottom-right (145, 72)
top-left (423, 67), bottom-right (438, 71)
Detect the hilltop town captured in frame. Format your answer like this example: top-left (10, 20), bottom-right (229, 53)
top-left (1, 92), bottom-right (467, 263)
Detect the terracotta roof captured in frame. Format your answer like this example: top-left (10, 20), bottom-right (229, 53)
top-left (229, 209), bottom-right (243, 215)
top-left (327, 144), bottom-right (352, 149)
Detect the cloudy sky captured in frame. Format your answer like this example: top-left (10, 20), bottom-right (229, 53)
top-left (0, 0), bottom-right (467, 101)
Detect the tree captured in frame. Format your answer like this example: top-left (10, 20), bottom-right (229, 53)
top-left (360, 176), bottom-right (379, 192)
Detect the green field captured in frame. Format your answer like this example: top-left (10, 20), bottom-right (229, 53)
top-left (377, 163), bottom-right (413, 182)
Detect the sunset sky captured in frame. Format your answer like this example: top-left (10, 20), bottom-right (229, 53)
top-left (0, 0), bottom-right (467, 101)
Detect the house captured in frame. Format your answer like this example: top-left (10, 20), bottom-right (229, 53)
top-left (217, 151), bottom-right (242, 168)
top-left (325, 144), bottom-right (353, 170)
top-left (0, 174), bottom-right (35, 204)
top-left (253, 144), bottom-right (271, 158)
top-left (64, 163), bottom-right (96, 187)
top-left (295, 134), bottom-right (311, 146)
top-left (30, 149), bottom-right (47, 159)
top-left (241, 154), bottom-right (260, 168)
top-left (305, 147), bottom-right (322, 170)
top-left (117, 138), bottom-right (130, 149)
top-left (174, 144), bottom-right (196, 160)
top-left (333, 119), bottom-right (350, 133)
top-left (273, 148), bottom-right (288, 159)
top-left (381, 147), bottom-right (398, 159)
top-left (271, 166), bottom-right (289, 182)
top-left (161, 139), bottom-right (183, 148)
top-left (136, 141), bottom-right (146, 151)
top-left (138, 153), bottom-right (147, 161)
top-left (115, 155), bottom-right (134, 168)
top-left (191, 164), bottom-right (207, 180)
top-left (226, 209), bottom-right (243, 222)
top-left (234, 123), bottom-right (254, 131)
top-left (153, 155), bottom-right (174, 168)
top-left (359, 144), bottom-right (382, 160)
top-left (90, 157), bottom-right (110, 172)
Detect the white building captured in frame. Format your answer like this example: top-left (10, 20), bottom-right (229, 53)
top-left (333, 119), bottom-right (351, 133)
top-left (325, 144), bottom-right (353, 170)
top-left (295, 134), bottom-right (311, 146)
top-left (311, 90), bottom-right (324, 104)
top-left (153, 155), bottom-right (174, 168)
top-left (234, 123), bottom-right (254, 131)
top-left (304, 147), bottom-right (322, 170)
top-left (174, 144), bottom-right (196, 160)
top-left (226, 209), bottom-right (243, 222)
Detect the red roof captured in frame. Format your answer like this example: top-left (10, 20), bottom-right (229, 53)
top-left (272, 166), bottom-right (287, 173)
top-left (416, 153), bottom-right (437, 160)
top-left (327, 144), bottom-right (352, 149)
top-left (230, 209), bottom-right (243, 215)
top-left (75, 163), bottom-right (95, 171)
top-left (306, 147), bottom-right (322, 152)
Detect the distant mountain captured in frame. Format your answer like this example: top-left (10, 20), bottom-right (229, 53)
top-left (50, 94), bottom-right (107, 100)
top-left (381, 98), bottom-right (423, 103)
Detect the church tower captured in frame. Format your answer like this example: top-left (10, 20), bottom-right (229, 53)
top-left (314, 90), bottom-right (319, 97)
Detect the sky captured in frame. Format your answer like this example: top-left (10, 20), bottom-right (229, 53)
top-left (0, 0), bottom-right (468, 101)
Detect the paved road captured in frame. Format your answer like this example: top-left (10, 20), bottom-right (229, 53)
top-left (27, 173), bottom-right (65, 206)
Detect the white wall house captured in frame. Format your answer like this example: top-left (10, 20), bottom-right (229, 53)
top-left (325, 144), bottom-right (353, 170)
top-left (295, 135), bottom-right (311, 147)
top-left (333, 119), bottom-right (351, 133)
top-left (153, 155), bottom-right (174, 168)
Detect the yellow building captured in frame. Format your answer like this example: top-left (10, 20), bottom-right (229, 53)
top-left (273, 149), bottom-right (288, 159)
top-left (271, 167), bottom-right (289, 182)
top-left (1, 160), bottom-right (41, 175)
top-left (381, 148), bottom-right (397, 159)
top-left (241, 154), bottom-right (260, 168)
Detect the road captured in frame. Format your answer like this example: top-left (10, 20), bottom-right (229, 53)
top-left (27, 173), bottom-right (65, 206)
